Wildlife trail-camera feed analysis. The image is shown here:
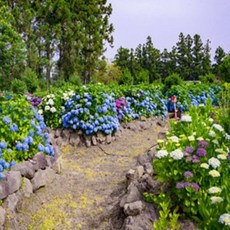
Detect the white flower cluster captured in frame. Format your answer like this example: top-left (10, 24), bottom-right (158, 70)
top-left (217, 154), bottom-right (227, 160)
top-left (44, 96), bottom-right (57, 113)
top-left (170, 149), bottom-right (184, 160)
top-left (210, 196), bottom-right (223, 204)
top-left (208, 130), bottom-right (216, 137)
top-left (200, 163), bottom-right (209, 169)
top-left (213, 124), bottom-right (224, 132)
top-left (208, 186), bottom-right (222, 194)
top-left (155, 150), bottom-right (168, 159)
top-left (208, 157), bottom-right (221, 169)
top-left (225, 133), bottom-right (230, 140)
top-left (209, 170), bottom-right (220, 177)
top-left (180, 115), bottom-right (192, 122)
top-left (167, 136), bottom-right (179, 143)
top-left (63, 90), bottom-right (75, 101)
top-left (219, 213), bottom-right (230, 226)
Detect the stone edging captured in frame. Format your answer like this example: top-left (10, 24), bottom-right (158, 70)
top-left (0, 145), bottom-right (62, 229)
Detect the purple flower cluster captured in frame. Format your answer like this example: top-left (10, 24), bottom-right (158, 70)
top-left (176, 182), bottom-right (200, 191)
top-left (184, 146), bottom-right (194, 156)
top-left (196, 148), bottom-right (207, 157)
top-left (30, 96), bottom-right (42, 107)
top-left (184, 171), bottom-right (193, 178)
top-left (186, 155), bottom-right (200, 163)
top-left (198, 141), bottom-right (209, 148)
top-left (115, 98), bottom-right (127, 110)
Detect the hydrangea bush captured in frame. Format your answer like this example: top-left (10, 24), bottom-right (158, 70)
top-left (0, 94), bottom-right (54, 178)
top-left (150, 102), bottom-right (230, 229)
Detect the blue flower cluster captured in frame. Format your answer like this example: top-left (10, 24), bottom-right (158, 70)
top-left (62, 92), bottom-right (120, 135)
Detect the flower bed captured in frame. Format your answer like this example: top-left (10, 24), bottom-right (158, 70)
top-left (145, 101), bottom-right (230, 229)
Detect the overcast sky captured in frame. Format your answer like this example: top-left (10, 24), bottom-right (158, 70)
top-left (105, 0), bottom-right (230, 61)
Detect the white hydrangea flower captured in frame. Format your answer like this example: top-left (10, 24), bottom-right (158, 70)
top-left (38, 109), bottom-right (43, 115)
top-left (209, 170), bottom-right (220, 177)
top-left (50, 107), bottom-right (57, 113)
top-left (213, 124), bottom-right (224, 132)
top-left (217, 154), bottom-right (227, 160)
top-left (208, 118), bottom-right (214, 123)
top-left (208, 187), bottom-right (222, 194)
top-left (47, 98), bottom-right (54, 106)
top-left (167, 136), bottom-right (179, 143)
top-left (197, 137), bottom-right (204, 141)
top-left (155, 150), bottom-right (169, 159)
top-left (211, 196), bottom-right (224, 204)
top-left (225, 133), bottom-right (230, 140)
top-left (45, 105), bottom-right (50, 111)
top-left (219, 213), bottom-right (230, 226)
top-left (50, 94), bottom-right (55, 98)
top-left (215, 148), bottom-right (225, 154)
top-left (180, 115), bottom-right (192, 122)
top-left (68, 90), bottom-right (75, 96)
top-left (200, 163), bottom-right (209, 169)
top-left (188, 135), bottom-right (195, 141)
top-left (208, 130), bottom-right (216, 137)
top-left (170, 149), bottom-right (184, 160)
top-left (208, 157), bottom-right (221, 169)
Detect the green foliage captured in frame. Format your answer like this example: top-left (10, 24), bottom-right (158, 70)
top-left (23, 68), bottom-right (39, 93)
top-left (0, 95), bottom-right (51, 163)
top-left (0, 5), bottom-right (26, 89)
top-left (119, 68), bottom-right (133, 85)
top-left (164, 73), bottom-right (183, 89)
top-left (219, 55), bottom-right (230, 82)
top-left (135, 69), bottom-right (149, 84)
top-left (11, 79), bottom-right (27, 94)
top-left (69, 72), bottom-right (82, 86)
top-left (199, 73), bottom-right (216, 83)
top-left (217, 83), bottom-right (230, 132)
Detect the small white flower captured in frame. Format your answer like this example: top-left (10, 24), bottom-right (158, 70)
top-left (208, 157), bottom-right (221, 169)
top-left (170, 149), bottom-right (184, 160)
top-left (219, 213), bottom-right (230, 226)
top-left (167, 136), bottom-right (179, 143)
top-left (212, 139), bottom-right (219, 145)
top-left (188, 135), bottom-right (195, 141)
top-left (155, 150), bottom-right (169, 159)
top-left (213, 124), bottom-right (224, 132)
top-left (45, 105), bottom-right (50, 111)
top-left (200, 163), bottom-right (209, 169)
top-left (208, 187), bottom-right (222, 194)
top-left (225, 133), bottom-right (230, 140)
top-left (217, 154), bottom-right (227, 160)
top-left (38, 109), bottom-right (43, 115)
top-left (211, 196), bottom-right (224, 204)
top-left (197, 137), bottom-right (204, 141)
top-left (208, 118), bottom-right (214, 123)
top-left (209, 169), bottom-right (220, 177)
top-left (208, 130), bottom-right (216, 137)
top-left (180, 115), bottom-right (192, 122)
top-left (50, 107), bottom-right (57, 113)
top-left (47, 98), bottom-right (54, 105)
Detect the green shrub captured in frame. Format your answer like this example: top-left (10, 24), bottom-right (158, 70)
top-left (119, 68), bottom-right (133, 85)
top-left (69, 72), bottom-right (82, 86)
top-left (23, 67), bottom-right (39, 93)
top-left (135, 69), bottom-right (149, 84)
top-left (199, 73), bottom-right (215, 83)
top-left (164, 73), bottom-right (183, 89)
top-left (11, 79), bottom-right (27, 94)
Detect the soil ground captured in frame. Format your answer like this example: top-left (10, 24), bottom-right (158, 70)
top-left (5, 118), bottom-right (168, 230)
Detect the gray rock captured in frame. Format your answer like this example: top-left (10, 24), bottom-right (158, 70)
top-left (61, 129), bottom-right (70, 141)
top-left (136, 166), bottom-right (144, 179)
top-left (106, 134), bottom-right (112, 144)
top-left (52, 155), bottom-right (62, 174)
top-left (0, 206), bottom-right (6, 227)
top-left (69, 132), bottom-right (81, 147)
top-left (96, 132), bottom-right (106, 144)
top-left (92, 135), bottom-right (97, 146)
top-left (83, 134), bottom-right (91, 147)
top-left (55, 137), bottom-right (63, 146)
top-left (31, 169), bottom-right (47, 191)
top-left (144, 163), bottom-right (153, 175)
top-left (54, 128), bottom-right (62, 138)
top-left (44, 168), bottom-right (56, 184)
top-left (32, 152), bottom-right (49, 170)
top-left (0, 180), bottom-right (10, 200)
top-left (126, 184), bottom-right (141, 204)
top-left (3, 193), bottom-right (20, 212)
top-left (140, 174), bottom-right (162, 194)
top-left (124, 201), bottom-right (143, 216)
top-left (11, 161), bottom-right (35, 179)
top-left (21, 178), bottom-right (33, 198)
top-left (137, 153), bottom-right (152, 166)
top-left (126, 169), bottom-right (135, 181)
top-left (6, 171), bottom-right (21, 194)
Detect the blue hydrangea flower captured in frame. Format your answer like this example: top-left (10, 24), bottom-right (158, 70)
top-left (3, 116), bottom-right (11, 125)
top-left (0, 141), bottom-right (7, 149)
top-left (10, 123), bottom-right (19, 132)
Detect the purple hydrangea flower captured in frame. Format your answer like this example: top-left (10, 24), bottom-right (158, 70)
top-left (192, 183), bottom-right (200, 191)
top-left (198, 141), bottom-right (209, 148)
top-left (196, 148), bottom-right (207, 157)
top-left (184, 171), bottom-right (193, 178)
top-left (228, 151), bottom-right (230, 160)
top-left (176, 182), bottom-right (199, 192)
top-left (185, 146), bottom-right (194, 154)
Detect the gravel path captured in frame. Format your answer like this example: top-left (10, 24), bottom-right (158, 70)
top-left (5, 118), bottom-right (168, 230)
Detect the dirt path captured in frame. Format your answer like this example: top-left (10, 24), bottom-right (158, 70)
top-left (7, 118), bottom-right (167, 230)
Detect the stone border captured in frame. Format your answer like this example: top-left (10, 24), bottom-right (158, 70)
top-left (0, 145), bottom-right (62, 228)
